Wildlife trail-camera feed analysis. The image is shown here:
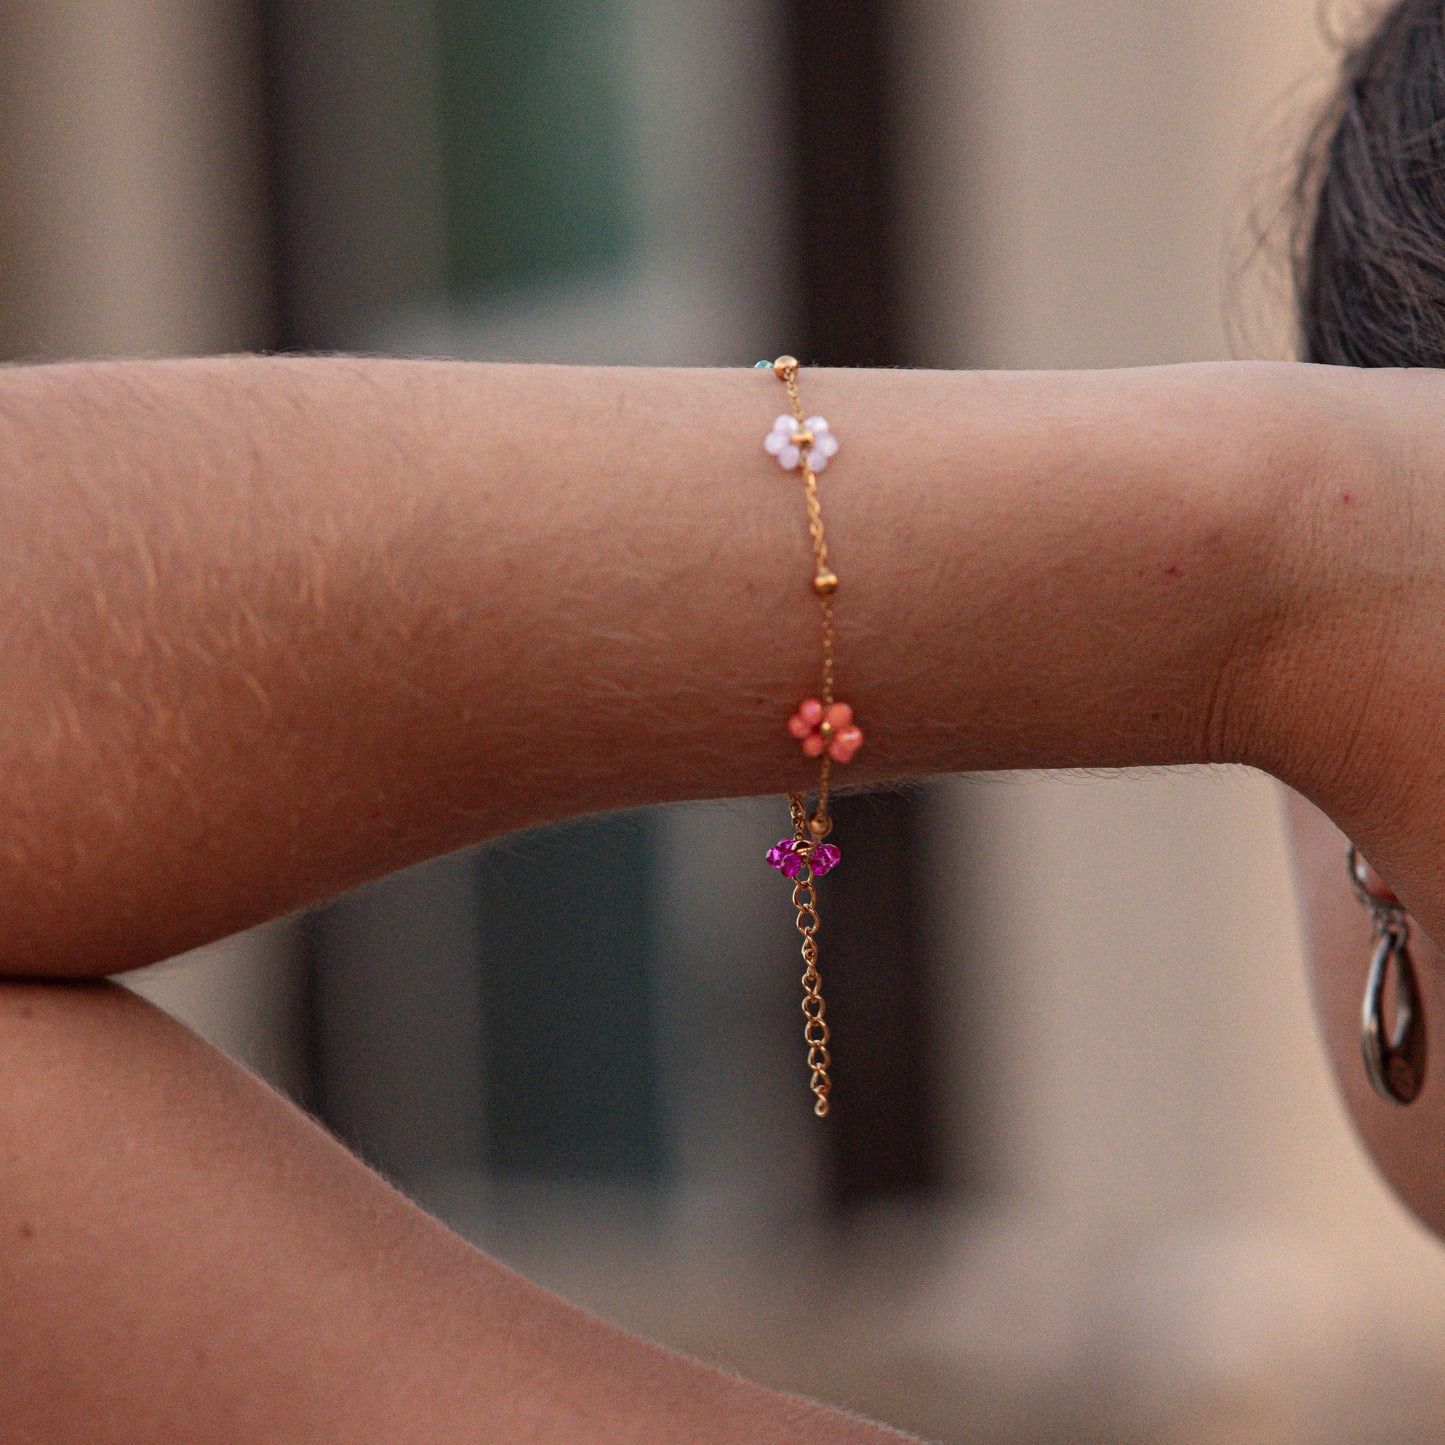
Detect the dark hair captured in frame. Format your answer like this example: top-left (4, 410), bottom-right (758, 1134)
top-left (1299, 0), bottom-right (1445, 366)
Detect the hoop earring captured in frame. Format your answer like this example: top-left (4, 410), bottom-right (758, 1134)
top-left (1349, 847), bottom-right (1427, 1105)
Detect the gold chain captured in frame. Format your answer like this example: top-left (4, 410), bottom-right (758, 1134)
top-left (788, 791), bottom-right (832, 1114)
top-left (777, 356), bottom-right (837, 837)
top-left (772, 355), bottom-right (842, 1117)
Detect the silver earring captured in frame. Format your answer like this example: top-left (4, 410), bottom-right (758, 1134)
top-left (1349, 847), bottom-right (1427, 1105)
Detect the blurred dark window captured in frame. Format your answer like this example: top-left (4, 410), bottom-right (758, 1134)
top-left (786, 0), bottom-right (942, 1208)
top-left (789, 0), bottom-right (902, 370)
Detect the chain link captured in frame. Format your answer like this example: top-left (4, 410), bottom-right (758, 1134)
top-left (789, 826), bottom-right (832, 1116)
top-left (1349, 845), bottom-right (1409, 940)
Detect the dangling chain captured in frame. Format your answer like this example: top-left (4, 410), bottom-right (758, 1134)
top-left (789, 792), bottom-right (832, 1113)
top-left (759, 355), bottom-right (863, 1118)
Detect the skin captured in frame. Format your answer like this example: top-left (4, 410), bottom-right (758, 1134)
top-left (1288, 796), bottom-right (1445, 1240)
top-left (0, 981), bottom-right (909, 1443)
top-left (0, 354), bottom-right (1436, 1440)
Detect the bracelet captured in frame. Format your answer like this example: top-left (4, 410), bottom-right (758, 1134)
top-left (757, 355), bottom-right (864, 1117)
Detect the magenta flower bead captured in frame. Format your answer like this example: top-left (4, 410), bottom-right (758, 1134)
top-left (767, 838), bottom-right (842, 879)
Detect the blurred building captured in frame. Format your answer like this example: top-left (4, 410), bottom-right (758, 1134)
top-left (4, 3), bottom-right (1445, 1442)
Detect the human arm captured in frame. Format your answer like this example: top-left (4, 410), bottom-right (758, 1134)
top-left (0, 354), bottom-right (1399, 977)
top-left (0, 977), bottom-right (917, 1443)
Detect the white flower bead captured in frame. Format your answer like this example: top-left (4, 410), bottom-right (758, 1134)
top-left (763, 413), bottom-right (840, 473)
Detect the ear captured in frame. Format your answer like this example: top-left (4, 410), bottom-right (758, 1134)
top-left (1287, 788), bottom-right (1445, 1235)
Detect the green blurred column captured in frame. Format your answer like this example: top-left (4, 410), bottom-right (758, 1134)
top-left (474, 815), bottom-right (664, 1183)
top-left (436, 0), bottom-right (633, 300)
top-left (436, 1), bottom-right (662, 1183)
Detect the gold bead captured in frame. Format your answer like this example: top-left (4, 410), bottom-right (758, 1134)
top-left (792, 429), bottom-right (814, 447)
top-left (773, 355), bottom-right (798, 379)
top-left (812, 569), bottom-right (838, 596)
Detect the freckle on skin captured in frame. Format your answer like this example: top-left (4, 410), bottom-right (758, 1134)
top-left (17, 1222), bottom-right (34, 1241)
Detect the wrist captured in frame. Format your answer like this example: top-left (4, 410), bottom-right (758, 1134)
top-left (1233, 366), bottom-right (1441, 810)
top-left (1197, 363), bottom-right (1352, 776)
top-left (1082, 361), bottom-right (1356, 778)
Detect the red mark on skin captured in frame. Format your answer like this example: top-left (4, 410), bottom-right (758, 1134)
top-left (1161, 564), bottom-right (1181, 577)
top-left (1342, 492), bottom-right (1353, 505)
top-left (17, 1222), bottom-right (34, 1241)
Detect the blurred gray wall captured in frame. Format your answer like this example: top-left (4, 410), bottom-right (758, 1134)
top-left (0, 0), bottom-right (307, 1092)
top-left (0, 0), bottom-right (271, 357)
top-left (885, 6), bottom-right (1445, 1439)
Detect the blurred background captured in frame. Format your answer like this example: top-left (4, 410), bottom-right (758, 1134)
top-left (5, 1), bottom-right (1445, 1439)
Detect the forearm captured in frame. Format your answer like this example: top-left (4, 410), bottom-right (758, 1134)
top-left (0, 356), bottom-right (1323, 973)
top-left (0, 980), bottom-right (914, 1444)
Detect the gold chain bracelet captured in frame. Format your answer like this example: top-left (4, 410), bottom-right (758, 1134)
top-left (758, 355), bottom-right (864, 1117)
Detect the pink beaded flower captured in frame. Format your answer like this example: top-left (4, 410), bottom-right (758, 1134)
top-left (787, 698), bottom-right (863, 763)
top-left (767, 838), bottom-right (842, 879)
top-left (764, 414), bottom-right (839, 473)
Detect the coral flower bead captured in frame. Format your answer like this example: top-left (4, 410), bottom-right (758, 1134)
top-left (787, 698), bottom-right (864, 763)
